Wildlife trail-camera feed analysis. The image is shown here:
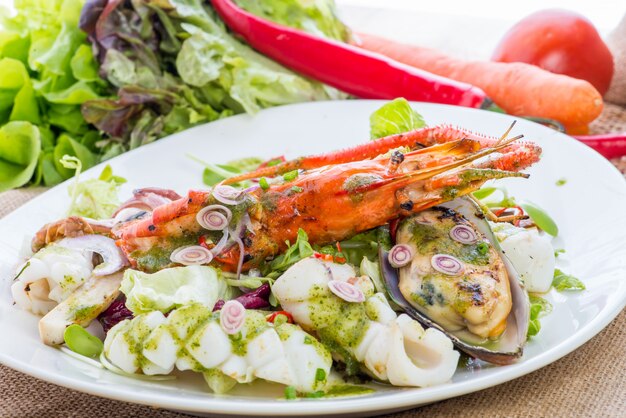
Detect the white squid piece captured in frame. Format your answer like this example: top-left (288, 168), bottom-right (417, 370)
top-left (103, 304), bottom-right (332, 393)
top-left (272, 257), bottom-right (460, 387)
top-left (11, 244), bottom-right (93, 315)
top-left (490, 222), bottom-right (555, 293)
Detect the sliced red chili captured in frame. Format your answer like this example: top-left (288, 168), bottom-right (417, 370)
top-left (266, 311), bottom-right (294, 324)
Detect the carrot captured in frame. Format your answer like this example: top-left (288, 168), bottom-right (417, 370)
top-left (355, 33), bottom-right (603, 129)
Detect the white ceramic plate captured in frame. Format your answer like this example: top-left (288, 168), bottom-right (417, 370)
top-left (1, 101), bottom-right (625, 417)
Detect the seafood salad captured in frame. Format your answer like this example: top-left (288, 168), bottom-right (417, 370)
top-left (11, 99), bottom-right (582, 399)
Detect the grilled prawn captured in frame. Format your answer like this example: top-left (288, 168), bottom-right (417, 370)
top-left (113, 124), bottom-right (541, 274)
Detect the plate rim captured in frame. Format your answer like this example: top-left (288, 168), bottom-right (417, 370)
top-left (1, 100), bottom-right (625, 416)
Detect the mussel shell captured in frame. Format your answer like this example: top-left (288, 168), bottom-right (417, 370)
top-left (381, 197), bottom-right (530, 365)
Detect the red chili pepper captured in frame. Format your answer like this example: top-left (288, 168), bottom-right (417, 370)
top-left (211, 0), bottom-right (491, 108)
top-left (572, 133), bottom-right (626, 159)
top-left (266, 311), bottom-right (294, 324)
top-left (494, 206), bottom-right (524, 217)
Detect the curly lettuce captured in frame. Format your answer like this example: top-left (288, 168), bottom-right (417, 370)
top-left (120, 266), bottom-right (235, 315)
top-left (81, 0), bottom-right (347, 148)
top-left (0, 0), bottom-right (111, 189)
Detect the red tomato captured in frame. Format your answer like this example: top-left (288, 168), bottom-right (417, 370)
top-left (492, 9), bottom-right (614, 95)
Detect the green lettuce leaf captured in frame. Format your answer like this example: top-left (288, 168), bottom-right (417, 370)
top-left (552, 269), bottom-right (585, 291)
top-left (54, 134), bottom-right (97, 179)
top-left (234, 0), bottom-right (350, 41)
top-left (0, 57), bottom-right (30, 123)
top-left (195, 155), bottom-right (264, 186)
top-left (370, 98), bottom-right (425, 139)
top-left (70, 44), bottom-right (100, 82)
top-left (359, 257), bottom-right (385, 295)
top-left (0, 0), bottom-right (112, 190)
top-left (519, 201), bottom-right (559, 237)
top-left (0, 121), bottom-right (41, 191)
top-left (65, 164), bottom-right (126, 219)
top-left (120, 266), bottom-right (234, 315)
top-left (314, 229), bottom-right (380, 267)
top-left (527, 295), bottom-right (553, 338)
top-left (267, 228), bottom-right (314, 275)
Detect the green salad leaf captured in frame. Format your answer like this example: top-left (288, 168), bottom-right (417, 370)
top-left (191, 155), bottom-right (264, 186)
top-left (0, 121), bottom-right (41, 191)
top-left (120, 266), bottom-right (235, 315)
top-left (527, 295), bottom-right (552, 338)
top-left (234, 0), bottom-right (351, 41)
top-left (519, 201), bottom-right (559, 237)
top-left (552, 269), bottom-right (586, 291)
top-left (369, 98), bottom-right (426, 139)
top-left (203, 369), bottom-right (238, 394)
top-left (81, 0), bottom-right (346, 152)
top-left (62, 160), bottom-right (126, 220)
top-left (472, 186), bottom-right (497, 200)
top-left (267, 228), bottom-right (314, 275)
top-left (64, 324), bottom-right (103, 358)
top-left (315, 229), bottom-right (380, 266)
top-left (475, 187), bottom-right (559, 237)
top-left (359, 257), bottom-right (385, 295)
top-left (0, 0), bottom-right (110, 188)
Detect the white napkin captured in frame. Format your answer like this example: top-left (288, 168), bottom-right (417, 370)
top-left (606, 13), bottom-right (626, 105)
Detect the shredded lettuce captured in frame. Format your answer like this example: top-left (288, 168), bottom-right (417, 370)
top-left (552, 269), bottom-right (586, 291)
top-left (60, 156), bottom-right (125, 219)
top-left (369, 98), bottom-right (425, 139)
top-left (120, 266), bottom-right (234, 315)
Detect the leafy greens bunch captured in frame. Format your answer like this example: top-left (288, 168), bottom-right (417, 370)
top-left (79, 0), bottom-right (349, 151)
top-left (0, 0), bottom-right (350, 192)
top-left (0, 0), bottom-right (112, 191)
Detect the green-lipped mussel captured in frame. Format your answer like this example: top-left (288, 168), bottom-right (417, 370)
top-left (382, 197), bottom-right (530, 365)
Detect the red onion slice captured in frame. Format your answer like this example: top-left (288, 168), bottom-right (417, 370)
top-left (213, 185), bottom-right (245, 206)
top-left (449, 224), bottom-right (478, 244)
top-left (196, 208), bottom-right (229, 231)
top-left (220, 300), bottom-right (246, 334)
top-left (328, 280), bottom-right (365, 303)
top-left (431, 254), bottom-right (465, 276)
top-left (203, 205), bottom-right (232, 222)
top-left (232, 230), bottom-right (245, 280)
top-left (57, 235), bottom-right (128, 276)
top-left (388, 244), bottom-right (415, 268)
top-left (170, 245), bottom-right (213, 265)
top-left (210, 228), bottom-right (231, 256)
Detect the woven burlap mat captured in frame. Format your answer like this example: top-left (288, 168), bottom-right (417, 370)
top-left (1, 105), bottom-right (625, 418)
